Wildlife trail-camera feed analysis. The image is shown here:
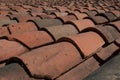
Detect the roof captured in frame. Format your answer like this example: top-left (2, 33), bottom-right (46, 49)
top-left (0, 0), bottom-right (120, 80)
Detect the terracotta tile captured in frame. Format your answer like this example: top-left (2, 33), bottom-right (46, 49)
top-left (0, 11), bottom-right (9, 15)
top-left (42, 24), bottom-right (79, 40)
top-left (108, 20), bottom-right (120, 31)
top-left (7, 31), bottom-right (54, 49)
top-left (0, 63), bottom-right (43, 80)
top-left (57, 57), bottom-right (100, 80)
top-left (0, 39), bottom-right (28, 62)
top-left (56, 15), bottom-right (77, 23)
top-left (29, 19), bottom-right (63, 29)
top-left (69, 11), bottom-right (88, 20)
top-left (15, 42), bottom-right (82, 79)
top-left (0, 27), bottom-right (9, 37)
top-left (58, 31), bottom-right (105, 57)
top-left (10, 6), bottom-right (27, 13)
top-left (51, 12), bottom-right (68, 17)
top-left (66, 19), bottom-right (95, 32)
top-left (84, 52), bottom-right (120, 80)
top-left (8, 22), bottom-right (38, 34)
top-left (0, 16), bottom-right (10, 21)
top-left (95, 43), bottom-right (119, 61)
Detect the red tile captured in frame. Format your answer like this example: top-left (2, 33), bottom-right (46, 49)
top-left (108, 20), bottom-right (120, 31)
top-left (0, 11), bottom-right (9, 15)
top-left (16, 42), bottom-right (82, 79)
top-left (0, 27), bottom-right (9, 37)
top-left (8, 22), bottom-right (38, 34)
top-left (57, 15), bottom-right (77, 23)
top-left (66, 19), bottom-right (95, 32)
top-left (69, 11), bottom-right (88, 20)
top-left (0, 16), bottom-right (10, 21)
top-left (58, 31), bottom-right (105, 57)
top-left (0, 39), bottom-right (28, 62)
top-left (7, 31), bottom-right (54, 49)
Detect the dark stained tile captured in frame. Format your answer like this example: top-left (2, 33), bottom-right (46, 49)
top-left (0, 27), bottom-right (9, 37)
top-left (29, 19), bottom-right (63, 29)
top-left (0, 63), bottom-right (43, 80)
top-left (84, 52), bottom-right (120, 80)
top-left (95, 43), bottom-right (119, 61)
top-left (41, 24), bottom-right (79, 40)
top-left (57, 57), bottom-right (100, 80)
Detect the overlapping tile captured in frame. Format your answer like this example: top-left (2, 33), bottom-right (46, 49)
top-left (0, 0), bottom-right (120, 80)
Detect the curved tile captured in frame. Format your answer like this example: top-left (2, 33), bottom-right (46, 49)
top-left (57, 57), bottom-right (100, 80)
top-left (0, 63), bottom-right (42, 80)
top-left (58, 31), bottom-right (105, 57)
top-left (6, 31), bottom-right (54, 49)
top-left (66, 19), bottom-right (95, 32)
top-left (95, 43), bottom-right (119, 61)
top-left (56, 15), bottom-right (77, 23)
top-left (29, 19), bottom-right (63, 29)
top-left (8, 22), bottom-right (38, 34)
top-left (41, 24), bottom-right (79, 40)
top-left (12, 42), bottom-right (82, 79)
top-left (0, 39), bottom-right (28, 62)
